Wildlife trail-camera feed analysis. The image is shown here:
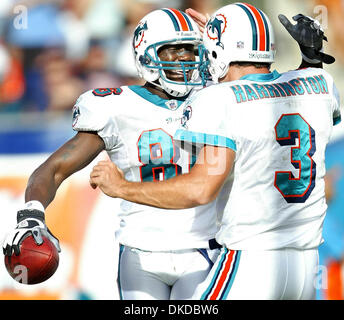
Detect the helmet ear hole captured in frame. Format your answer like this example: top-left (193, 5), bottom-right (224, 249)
top-left (212, 51), bottom-right (217, 59)
top-left (139, 55), bottom-right (151, 65)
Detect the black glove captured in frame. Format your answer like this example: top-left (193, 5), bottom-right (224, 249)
top-left (278, 13), bottom-right (335, 64)
top-left (3, 207), bottom-right (61, 256)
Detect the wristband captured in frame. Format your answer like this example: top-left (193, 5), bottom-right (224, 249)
top-left (17, 201), bottom-right (45, 223)
top-left (301, 47), bottom-right (324, 64)
top-left (301, 51), bottom-right (322, 64)
top-left (22, 200), bottom-right (45, 213)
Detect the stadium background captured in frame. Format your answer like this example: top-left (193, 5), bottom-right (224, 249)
top-left (0, 0), bottom-right (343, 300)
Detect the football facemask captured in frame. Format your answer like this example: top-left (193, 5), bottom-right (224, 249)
top-left (133, 8), bottom-right (209, 97)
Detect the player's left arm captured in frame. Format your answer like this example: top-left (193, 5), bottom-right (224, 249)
top-left (90, 145), bottom-right (234, 209)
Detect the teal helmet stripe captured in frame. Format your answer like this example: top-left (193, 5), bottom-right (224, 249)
top-left (180, 11), bottom-right (194, 31)
top-left (257, 8), bottom-right (270, 51)
top-left (162, 9), bottom-right (180, 31)
top-left (235, 3), bottom-right (258, 50)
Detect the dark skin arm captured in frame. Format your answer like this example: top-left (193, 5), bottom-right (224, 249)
top-left (25, 131), bottom-right (105, 208)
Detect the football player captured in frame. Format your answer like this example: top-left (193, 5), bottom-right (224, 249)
top-left (3, 5), bottom-right (334, 300)
top-left (2, 8), bottom-right (221, 300)
top-left (89, 3), bottom-right (340, 299)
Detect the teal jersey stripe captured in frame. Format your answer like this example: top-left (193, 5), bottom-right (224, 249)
top-left (162, 9), bottom-right (180, 31)
top-left (236, 3), bottom-right (258, 51)
top-left (174, 129), bottom-right (237, 151)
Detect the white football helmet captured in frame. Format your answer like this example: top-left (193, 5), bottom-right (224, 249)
top-left (204, 2), bottom-right (276, 82)
top-left (132, 8), bottom-right (207, 97)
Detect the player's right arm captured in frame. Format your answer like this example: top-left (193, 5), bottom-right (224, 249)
top-left (3, 131), bottom-right (105, 256)
top-left (25, 131), bottom-right (105, 208)
top-left (3, 90), bottom-right (109, 256)
top-left (90, 145), bottom-right (234, 209)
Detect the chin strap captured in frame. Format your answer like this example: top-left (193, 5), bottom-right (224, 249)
top-left (145, 79), bottom-right (191, 98)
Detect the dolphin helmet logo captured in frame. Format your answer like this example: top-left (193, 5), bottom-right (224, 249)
top-left (133, 21), bottom-right (148, 49)
top-left (206, 14), bottom-right (227, 49)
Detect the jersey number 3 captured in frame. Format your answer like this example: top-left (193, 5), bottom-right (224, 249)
top-left (274, 113), bottom-right (316, 203)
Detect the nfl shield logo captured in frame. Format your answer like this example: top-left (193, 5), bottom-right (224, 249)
top-left (165, 100), bottom-right (178, 110)
top-left (237, 41), bottom-right (244, 49)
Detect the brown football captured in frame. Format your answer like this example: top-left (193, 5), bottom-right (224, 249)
top-left (4, 234), bottom-right (59, 285)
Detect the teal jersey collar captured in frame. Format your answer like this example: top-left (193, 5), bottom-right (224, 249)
top-left (239, 70), bottom-right (281, 82)
top-left (128, 85), bottom-right (186, 110)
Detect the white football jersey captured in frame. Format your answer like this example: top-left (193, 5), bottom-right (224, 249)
top-left (72, 85), bottom-right (221, 251)
top-left (175, 68), bottom-right (341, 250)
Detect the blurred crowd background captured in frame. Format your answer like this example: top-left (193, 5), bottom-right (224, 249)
top-left (1, 0), bottom-right (344, 112)
top-left (0, 0), bottom-right (343, 300)
top-left (0, 0), bottom-right (218, 113)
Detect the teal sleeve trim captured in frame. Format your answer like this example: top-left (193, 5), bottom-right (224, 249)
top-left (174, 129), bottom-right (237, 151)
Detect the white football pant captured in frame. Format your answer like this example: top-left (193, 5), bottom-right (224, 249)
top-left (194, 247), bottom-right (319, 300)
top-left (117, 245), bottom-right (220, 300)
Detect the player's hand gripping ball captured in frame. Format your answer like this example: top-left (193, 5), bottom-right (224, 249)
top-left (4, 233), bottom-right (59, 285)
top-left (3, 205), bottom-right (61, 285)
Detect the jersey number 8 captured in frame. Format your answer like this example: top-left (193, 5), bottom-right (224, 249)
top-left (137, 128), bottom-right (182, 182)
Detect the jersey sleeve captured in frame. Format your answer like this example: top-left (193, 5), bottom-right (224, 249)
top-left (318, 68), bottom-right (341, 126)
top-left (72, 90), bottom-right (119, 150)
top-left (174, 85), bottom-right (237, 153)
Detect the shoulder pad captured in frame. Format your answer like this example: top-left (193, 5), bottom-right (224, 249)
top-left (72, 90), bottom-right (112, 131)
